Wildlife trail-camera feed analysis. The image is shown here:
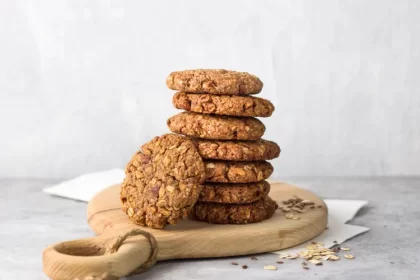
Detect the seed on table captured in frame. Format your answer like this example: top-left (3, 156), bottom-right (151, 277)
top-left (250, 256), bottom-right (258, 260)
top-left (276, 261), bottom-right (284, 264)
top-left (242, 265), bottom-right (248, 269)
top-left (231, 262), bottom-right (238, 265)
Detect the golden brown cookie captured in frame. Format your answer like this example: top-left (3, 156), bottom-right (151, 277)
top-left (204, 161), bottom-right (273, 183)
top-left (173, 92), bottom-right (274, 117)
top-left (198, 181), bottom-right (270, 204)
top-left (191, 196), bottom-right (278, 224)
top-left (166, 69), bottom-right (263, 95)
top-left (191, 139), bottom-right (280, 161)
top-left (120, 134), bottom-right (205, 229)
top-left (167, 112), bottom-right (265, 140)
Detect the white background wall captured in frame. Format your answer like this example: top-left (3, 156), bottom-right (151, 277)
top-left (1, 0), bottom-right (419, 179)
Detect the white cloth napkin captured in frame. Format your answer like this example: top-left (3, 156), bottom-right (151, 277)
top-left (43, 169), bottom-right (126, 202)
top-left (43, 170), bottom-right (370, 251)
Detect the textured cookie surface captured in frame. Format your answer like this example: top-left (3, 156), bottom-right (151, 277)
top-left (191, 196), bottom-right (278, 224)
top-left (166, 69), bottom-right (263, 95)
top-left (192, 139), bottom-right (280, 161)
top-left (120, 134), bottom-right (205, 229)
top-left (167, 112), bottom-right (265, 140)
top-left (204, 160), bottom-right (273, 183)
top-left (198, 181), bottom-right (270, 204)
top-left (173, 92), bottom-right (274, 117)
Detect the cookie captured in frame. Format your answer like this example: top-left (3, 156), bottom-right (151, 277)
top-left (167, 112), bottom-right (265, 140)
top-left (198, 181), bottom-right (270, 204)
top-left (191, 139), bottom-right (280, 161)
top-left (120, 134), bottom-right (205, 229)
top-left (191, 196), bottom-right (278, 224)
top-left (173, 92), bottom-right (274, 117)
top-left (166, 69), bottom-right (263, 95)
top-left (204, 161), bottom-right (273, 183)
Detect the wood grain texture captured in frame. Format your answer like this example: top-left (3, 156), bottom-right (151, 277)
top-left (43, 181), bottom-right (327, 279)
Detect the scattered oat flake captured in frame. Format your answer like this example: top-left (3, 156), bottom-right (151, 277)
top-left (242, 265), bottom-right (248, 269)
top-left (309, 259), bottom-right (323, 266)
top-left (285, 213), bottom-right (294, 219)
top-left (231, 262), bottom-right (238, 265)
top-left (292, 216), bottom-right (300, 220)
top-left (344, 254), bottom-right (355, 259)
top-left (316, 242), bottom-right (324, 246)
top-left (328, 255), bottom-right (340, 261)
top-left (264, 265), bottom-right (277, 270)
top-left (341, 247), bottom-right (351, 251)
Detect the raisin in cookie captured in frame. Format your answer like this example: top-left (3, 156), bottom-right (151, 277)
top-left (166, 69), bottom-right (263, 95)
top-left (167, 112), bottom-right (265, 140)
top-left (173, 92), bottom-right (274, 117)
top-left (191, 139), bottom-right (280, 161)
top-left (204, 161), bottom-right (273, 183)
top-left (198, 181), bottom-right (270, 204)
top-left (120, 134), bottom-right (205, 229)
top-left (191, 196), bottom-right (278, 224)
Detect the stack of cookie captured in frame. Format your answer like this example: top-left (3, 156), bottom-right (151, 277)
top-left (166, 69), bottom-right (281, 224)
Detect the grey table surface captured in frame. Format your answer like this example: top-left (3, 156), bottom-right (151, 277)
top-left (1, 177), bottom-right (419, 280)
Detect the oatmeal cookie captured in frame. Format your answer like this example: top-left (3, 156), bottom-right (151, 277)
top-left (191, 196), bottom-right (278, 224)
top-left (173, 92), bottom-right (274, 117)
top-left (167, 112), bottom-right (265, 140)
top-left (120, 134), bottom-right (205, 229)
top-left (166, 69), bottom-right (263, 95)
top-left (198, 181), bottom-right (270, 204)
top-left (204, 161), bottom-right (273, 183)
top-left (191, 139), bottom-right (280, 161)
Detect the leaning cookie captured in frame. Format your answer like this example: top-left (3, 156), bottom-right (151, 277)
top-left (191, 196), bottom-right (278, 224)
top-left (166, 69), bottom-right (263, 95)
top-left (204, 161), bottom-right (273, 183)
top-left (198, 181), bottom-right (271, 204)
top-left (120, 134), bottom-right (205, 229)
top-left (173, 92), bottom-right (274, 117)
top-left (191, 139), bottom-right (280, 161)
top-left (167, 112), bottom-right (265, 140)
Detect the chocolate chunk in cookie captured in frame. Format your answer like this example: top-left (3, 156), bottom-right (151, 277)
top-left (120, 134), bottom-right (205, 229)
top-left (173, 92), bottom-right (274, 117)
top-left (198, 181), bottom-right (271, 204)
top-left (167, 112), bottom-right (265, 140)
top-left (166, 69), bottom-right (263, 95)
top-left (191, 196), bottom-right (278, 224)
top-left (204, 161), bottom-right (273, 183)
top-left (191, 139), bottom-right (280, 161)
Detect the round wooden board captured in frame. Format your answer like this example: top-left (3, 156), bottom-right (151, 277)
top-left (87, 181), bottom-right (328, 260)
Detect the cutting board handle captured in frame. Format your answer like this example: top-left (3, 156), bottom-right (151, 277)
top-left (43, 229), bottom-right (157, 280)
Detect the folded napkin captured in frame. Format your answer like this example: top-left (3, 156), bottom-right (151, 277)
top-left (43, 170), bottom-right (370, 252)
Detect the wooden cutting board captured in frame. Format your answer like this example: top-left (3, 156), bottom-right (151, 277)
top-left (43, 182), bottom-right (327, 280)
